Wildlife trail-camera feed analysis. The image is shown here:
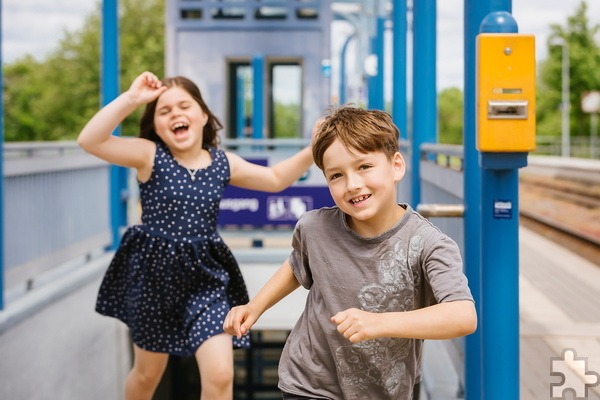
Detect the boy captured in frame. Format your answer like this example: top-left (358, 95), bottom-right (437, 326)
top-left (224, 106), bottom-right (477, 399)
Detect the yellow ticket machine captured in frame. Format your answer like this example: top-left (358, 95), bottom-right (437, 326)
top-left (476, 33), bottom-right (536, 152)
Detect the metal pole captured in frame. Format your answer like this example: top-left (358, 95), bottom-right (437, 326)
top-left (411, 0), bottom-right (436, 207)
top-left (252, 55), bottom-right (264, 139)
top-left (340, 33), bottom-right (357, 105)
top-left (102, 0), bottom-right (126, 250)
top-left (463, 0), bottom-right (487, 397)
top-left (561, 41), bottom-right (570, 157)
top-left (479, 10), bottom-right (523, 400)
top-left (392, 0), bottom-right (407, 139)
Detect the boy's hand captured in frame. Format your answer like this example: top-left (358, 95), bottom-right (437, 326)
top-left (331, 308), bottom-right (379, 343)
top-left (224, 304), bottom-right (259, 339)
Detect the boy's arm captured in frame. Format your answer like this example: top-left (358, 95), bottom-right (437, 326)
top-left (224, 260), bottom-right (301, 338)
top-left (332, 300), bottom-right (477, 344)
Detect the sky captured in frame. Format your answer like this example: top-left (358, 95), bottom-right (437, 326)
top-left (2, 0), bottom-right (599, 92)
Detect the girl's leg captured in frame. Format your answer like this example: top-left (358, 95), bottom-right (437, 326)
top-left (195, 333), bottom-right (235, 400)
top-left (125, 343), bottom-right (169, 400)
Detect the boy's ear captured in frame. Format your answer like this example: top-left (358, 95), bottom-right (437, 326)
top-left (392, 152), bottom-right (406, 181)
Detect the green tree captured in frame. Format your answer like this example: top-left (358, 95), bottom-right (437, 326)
top-left (3, 0), bottom-right (165, 141)
top-left (438, 87), bottom-right (463, 144)
top-left (537, 1), bottom-right (600, 138)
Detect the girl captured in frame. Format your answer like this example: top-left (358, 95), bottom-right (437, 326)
top-left (78, 71), bottom-right (314, 400)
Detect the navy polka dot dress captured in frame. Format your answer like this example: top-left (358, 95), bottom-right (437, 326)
top-left (96, 143), bottom-right (251, 356)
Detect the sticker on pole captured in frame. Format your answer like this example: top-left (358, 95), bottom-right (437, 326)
top-left (493, 200), bottom-right (512, 219)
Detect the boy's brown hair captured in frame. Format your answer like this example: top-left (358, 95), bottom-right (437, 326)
top-left (312, 106), bottom-right (400, 170)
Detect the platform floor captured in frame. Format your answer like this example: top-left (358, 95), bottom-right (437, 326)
top-left (520, 226), bottom-right (600, 400)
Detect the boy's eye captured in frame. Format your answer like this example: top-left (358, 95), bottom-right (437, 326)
top-left (359, 164), bottom-right (372, 171)
top-left (329, 173), bottom-right (342, 181)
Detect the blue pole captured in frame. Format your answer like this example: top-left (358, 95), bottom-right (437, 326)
top-left (465, 3), bottom-right (517, 399)
top-left (367, 17), bottom-right (385, 111)
top-left (252, 55), bottom-right (264, 139)
top-left (339, 33), bottom-right (356, 105)
top-left (0, 0), bottom-right (5, 310)
top-left (236, 73), bottom-right (245, 138)
top-left (411, 0), bottom-right (436, 207)
top-left (463, 2), bottom-right (487, 398)
top-left (103, 0), bottom-right (126, 250)
top-left (392, 0), bottom-right (407, 139)
top-left (478, 11), bottom-right (521, 400)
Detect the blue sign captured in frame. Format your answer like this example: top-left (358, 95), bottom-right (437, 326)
top-left (219, 186), bottom-right (334, 227)
top-left (493, 199), bottom-right (512, 219)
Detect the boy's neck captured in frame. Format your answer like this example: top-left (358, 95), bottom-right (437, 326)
top-left (346, 204), bottom-right (406, 238)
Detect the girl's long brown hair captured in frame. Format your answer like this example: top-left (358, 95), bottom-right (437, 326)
top-left (139, 76), bottom-right (223, 148)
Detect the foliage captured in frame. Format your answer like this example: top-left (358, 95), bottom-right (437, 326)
top-left (2, 0), bottom-right (165, 141)
top-left (537, 1), bottom-right (600, 137)
top-left (273, 103), bottom-right (301, 138)
top-left (438, 87), bottom-right (463, 144)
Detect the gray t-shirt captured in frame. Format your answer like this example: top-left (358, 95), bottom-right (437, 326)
top-left (278, 204), bottom-right (473, 400)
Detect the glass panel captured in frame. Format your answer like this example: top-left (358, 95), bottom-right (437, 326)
top-left (228, 63), bottom-right (253, 139)
top-left (270, 64), bottom-right (302, 138)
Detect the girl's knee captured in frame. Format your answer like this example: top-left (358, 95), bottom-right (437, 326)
top-left (129, 365), bottom-right (164, 388)
top-left (202, 360), bottom-right (234, 388)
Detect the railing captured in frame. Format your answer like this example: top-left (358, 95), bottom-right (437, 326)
top-left (534, 135), bottom-right (600, 159)
top-left (3, 142), bottom-right (112, 302)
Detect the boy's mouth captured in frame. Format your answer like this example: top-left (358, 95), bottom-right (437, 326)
top-left (350, 194), bottom-right (371, 204)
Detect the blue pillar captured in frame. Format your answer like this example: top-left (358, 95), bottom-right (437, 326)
top-left (464, 2), bottom-right (514, 397)
top-left (411, 0), bottom-right (436, 207)
top-left (463, 2), bottom-right (487, 398)
top-left (392, 0), bottom-right (407, 139)
top-left (478, 10), bottom-right (522, 400)
top-left (0, 0), bottom-right (4, 310)
top-left (236, 73), bottom-right (245, 138)
top-left (103, 0), bottom-right (127, 250)
top-left (339, 33), bottom-right (356, 105)
top-left (252, 55), bottom-right (264, 139)
top-left (368, 17), bottom-right (385, 110)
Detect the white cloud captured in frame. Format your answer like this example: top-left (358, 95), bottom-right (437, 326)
top-left (1, 0), bottom-right (97, 62)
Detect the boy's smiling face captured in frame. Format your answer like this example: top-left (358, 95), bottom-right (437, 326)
top-left (322, 139), bottom-right (406, 237)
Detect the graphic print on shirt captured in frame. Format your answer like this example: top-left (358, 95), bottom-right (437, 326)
top-left (335, 235), bottom-right (424, 397)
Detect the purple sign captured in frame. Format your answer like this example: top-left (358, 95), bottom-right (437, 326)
top-left (218, 185), bottom-right (334, 227)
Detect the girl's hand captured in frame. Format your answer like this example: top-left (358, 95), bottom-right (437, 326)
top-left (223, 304), bottom-right (259, 339)
top-left (126, 71), bottom-right (168, 106)
top-left (331, 308), bottom-right (380, 343)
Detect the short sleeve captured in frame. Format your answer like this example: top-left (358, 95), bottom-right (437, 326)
top-left (422, 233), bottom-right (473, 304)
top-left (288, 213), bottom-right (314, 289)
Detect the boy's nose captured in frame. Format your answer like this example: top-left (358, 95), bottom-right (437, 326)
top-left (346, 173), bottom-right (363, 191)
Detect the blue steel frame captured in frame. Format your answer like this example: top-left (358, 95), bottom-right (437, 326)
top-left (479, 11), bottom-right (523, 400)
top-left (411, 0), bottom-right (437, 207)
top-left (252, 55), bottom-right (265, 140)
top-left (103, 0), bottom-right (128, 250)
top-left (392, 0), bottom-right (407, 139)
top-left (367, 17), bottom-right (385, 110)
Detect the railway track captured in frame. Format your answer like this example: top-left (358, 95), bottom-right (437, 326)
top-left (519, 173), bottom-right (600, 266)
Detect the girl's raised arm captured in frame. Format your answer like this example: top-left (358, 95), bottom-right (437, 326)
top-left (77, 72), bottom-right (167, 170)
top-left (227, 118), bottom-right (322, 192)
